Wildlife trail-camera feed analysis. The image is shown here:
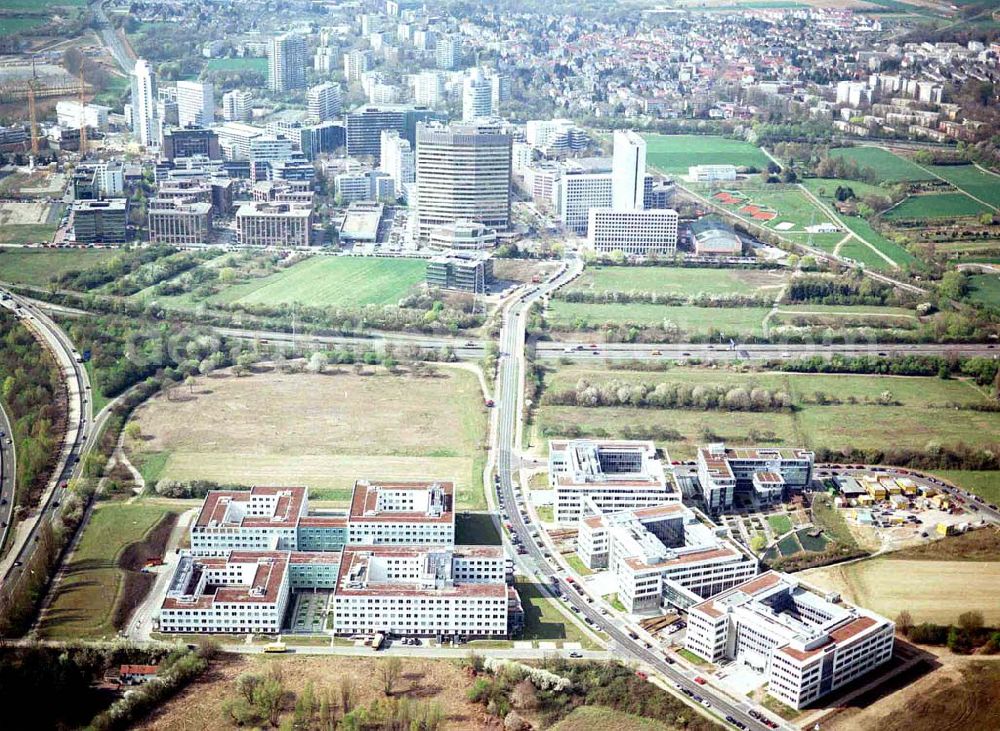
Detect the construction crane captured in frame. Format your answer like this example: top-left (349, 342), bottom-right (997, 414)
top-left (27, 83), bottom-right (39, 158)
top-left (78, 68), bottom-right (87, 157)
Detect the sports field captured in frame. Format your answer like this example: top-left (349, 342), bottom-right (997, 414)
top-left (547, 300), bottom-right (771, 337)
top-left (801, 557), bottom-right (1000, 624)
top-left (39, 502), bottom-right (179, 639)
top-left (565, 266), bottom-right (788, 298)
top-left (0, 248), bottom-right (118, 286)
top-left (828, 147), bottom-right (935, 183)
top-left (642, 134), bottom-right (770, 174)
top-left (203, 56), bottom-right (268, 74)
top-left (883, 193), bottom-right (988, 220)
top-left (535, 364), bottom-right (1000, 460)
top-left (206, 256), bottom-right (428, 308)
top-left (966, 273), bottom-right (1000, 307)
top-left (129, 367), bottom-right (488, 509)
top-left (928, 164), bottom-right (1000, 209)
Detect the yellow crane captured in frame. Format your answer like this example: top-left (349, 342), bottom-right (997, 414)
top-left (78, 69), bottom-right (87, 157)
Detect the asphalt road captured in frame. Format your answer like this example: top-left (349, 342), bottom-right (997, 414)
top-left (0, 402), bottom-right (15, 554)
top-left (0, 292), bottom-right (95, 587)
top-left (492, 259), bottom-right (778, 731)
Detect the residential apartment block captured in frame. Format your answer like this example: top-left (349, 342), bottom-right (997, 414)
top-left (697, 443), bottom-right (814, 513)
top-left (577, 502), bottom-right (757, 612)
top-left (685, 572), bottom-right (894, 709)
top-left (147, 198), bottom-right (213, 246)
top-left (235, 200), bottom-right (313, 247)
top-left (548, 440), bottom-right (681, 524)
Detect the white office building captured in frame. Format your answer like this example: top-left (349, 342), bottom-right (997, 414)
top-left (56, 101), bottom-right (110, 132)
top-left (577, 502), bottom-right (758, 612)
top-left (222, 90), bottom-right (252, 122)
top-left (307, 82), bottom-right (343, 122)
top-left (685, 572), bottom-right (894, 709)
top-left (346, 480), bottom-right (455, 546)
top-left (462, 68), bottom-right (493, 121)
top-left (379, 129), bottom-right (414, 196)
top-left (415, 121), bottom-right (512, 241)
top-left (697, 443), bottom-right (814, 513)
top-left (413, 71), bottom-right (445, 108)
top-left (556, 162), bottom-right (613, 234)
top-left (332, 545), bottom-right (512, 637)
top-left (548, 440), bottom-right (681, 524)
top-left (190, 486), bottom-right (308, 557)
top-left (688, 164), bottom-right (737, 182)
top-left (216, 121), bottom-right (263, 160)
top-left (235, 200), bottom-right (313, 247)
top-left (587, 207), bottom-right (679, 257)
top-left (611, 129), bottom-right (646, 210)
top-left (176, 80), bottom-right (214, 128)
top-left (130, 59), bottom-right (159, 147)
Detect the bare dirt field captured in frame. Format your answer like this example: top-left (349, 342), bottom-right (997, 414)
top-left (129, 366), bottom-right (488, 508)
top-left (825, 653), bottom-right (1000, 731)
top-left (0, 200), bottom-right (53, 225)
top-left (136, 654), bottom-right (492, 730)
top-left (801, 558), bottom-right (1000, 625)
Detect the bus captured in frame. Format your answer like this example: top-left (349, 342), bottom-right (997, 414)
top-left (263, 642), bottom-right (287, 653)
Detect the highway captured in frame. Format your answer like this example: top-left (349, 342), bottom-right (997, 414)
top-left (492, 259), bottom-right (779, 731)
top-left (0, 402), bottom-right (15, 556)
top-left (0, 291), bottom-right (95, 588)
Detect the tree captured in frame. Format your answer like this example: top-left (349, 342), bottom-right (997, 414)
top-left (236, 673), bottom-right (261, 705)
top-left (750, 533), bottom-right (767, 553)
top-left (124, 422), bottom-right (142, 442)
top-left (511, 679), bottom-right (538, 710)
top-left (185, 375), bottom-right (196, 394)
top-left (958, 610), bottom-right (984, 632)
top-left (379, 656), bottom-right (402, 696)
top-left (307, 351), bottom-right (328, 374)
top-left (339, 675), bottom-right (355, 714)
top-left (253, 676), bottom-right (285, 727)
top-left (895, 610), bottom-right (914, 636)
top-left (198, 357), bottom-right (216, 377)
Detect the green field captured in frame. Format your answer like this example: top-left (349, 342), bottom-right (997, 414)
top-left (0, 224), bottom-right (57, 245)
top-left (455, 512), bottom-right (501, 545)
top-left (206, 256), bottom-right (428, 308)
top-left (884, 193), bottom-right (988, 221)
top-left (565, 265), bottom-right (788, 298)
top-left (828, 147), bottom-right (935, 183)
top-left (0, 16), bottom-right (46, 36)
top-left (547, 300), bottom-right (770, 337)
top-left (966, 273), bottom-right (1000, 307)
top-left (767, 514), bottom-right (793, 535)
top-left (0, 248), bottom-right (119, 286)
top-left (837, 215), bottom-right (917, 269)
top-left (39, 502), bottom-right (178, 639)
top-left (203, 57), bottom-right (268, 74)
top-left (931, 471), bottom-right (1000, 504)
top-left (800, 177), bottom-right (888, 201)
top-left (536, 364), bottom-right (1000, 460)
top-left (643, 134), bottom-right (770, 174)
top-left (928, 165), bottom-right (1000, 209)
top-left (516, 579), bottom-right (595, 647)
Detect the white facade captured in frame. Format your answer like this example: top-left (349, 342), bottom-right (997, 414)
top-left (688, 164), bottom-right (737, 182)
top-left (346, 480), bottom-right (455, 546)
top-left (332, 545), bottom-right (510, 637)
top-left (436, 35), bottom-right (461, 69)
top-left (268, 34), bottom-right (306, 92)
top-left (307, 82), bottom-right (343, 122)
top-left (379, 129), bottom-right (414, 196)
top-left (611, 129), bottom-right (646, 210)
top-left (56, 101), bottom-right (110, 132)
top-left (130, 59), bottom-right (158, 147)
top-left (222, 90), bottom-right (252, 122)
top-left (413, 71), bottom-right (445, 107)
top-left (344, 49), bottom-right (373, 83)
top-left (686, 572), bottom-right (894, 709)
top-left (558, 172), bottom-right (613, 234)
top-left (462, 68), bottom-right (493, 121)
top-left (548, 440), bottom-right (681, 524)
top-left (235, 200), bottom-right (312, 247)
top-left (578, 502), bottom-right (757, 612)
top-left (415, 121), bottom-right (512, 241)
top-left (697, 443), bottom-right (814, 513)
top-left (176, 80), bottom-right (214, 128)
top-left (587, 208), bottom-right (679, 257)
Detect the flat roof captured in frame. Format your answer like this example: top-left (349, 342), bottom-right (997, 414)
top-left (348, 480), bottom-right (454, 524)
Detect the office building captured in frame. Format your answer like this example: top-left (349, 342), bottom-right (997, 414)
top-left (586, 207), bottom-right (679, 257)
top-left (161, 126), bottom-right (221, 161)
top-left (176, 80), bottom-right (214, 128)
top-left (688, 165), bottom-right (737, 182)
top-left (222, 90), bottom-right (252, 122)
top-left (413, 71), bottom-right (445, 107)
top-left (577, 502), bottom-right (758, 612)
top-left (611, 130), bottom-right (646, 210)
top-left (307, 82), bottom-right (343, 122)
top-left (235, 200), bottom-right (312, 247)
top-left (314, 44), bottom-right (337, 74)
top-left (56, 101), bottom-right (110, 132)
top-left (343, 49), bottom-right (374, 84)
top-left (556, 164), bottom-right (613, 234)
top-left (71, 199), bottom-right (128, 243)
top-left (426, 251), bottom-right (493, 292)
top-left (427, 220), bottom-right (496, 250)
top-left (216, 121), bottom-right (263, 161)
top-left (490, 74), bottom-right (511, 112)
top-left (548, 440), bottom-right (681, 524)
top-left (379, 129), bottom-right (414, 196)
top-left (347, 480), bottom-right (455, 546)
top-left (268, 34), bottom-right (307, 92)
top-left (696, 444), bottom-right (814, 513)
top-left (415, 121), bottom-right (512, 240)
top-left (148, 198), bottom-right (213, 246)
top-left (332, 545), bottom-right (514, 638)
top-left (130, 59), bottom-right (158, 147)
top-left (436, 35), bottom-right (461, 69)
top-left (462, 68), bottom-right (493, 121)
top-left (339, 201), bottom-right (384, 244)
top-left (72, 161), bottom-right (124, 199)
top-left (685, 572), bottom-right (894, 709)
top-left (346, 105), bottom-right (440, 162)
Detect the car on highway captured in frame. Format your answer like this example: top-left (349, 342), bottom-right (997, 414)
top-left (694, 676), bottom-right (706, 685)
top-left (568, 651), bottom-right (582, 658)
top-left (484, 399), bottom-right (495, 407)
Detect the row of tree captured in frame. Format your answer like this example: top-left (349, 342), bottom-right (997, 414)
top-left (555, 290), bottom-right (772, 308)
top-left (543, 379), bottom-right (793, 412)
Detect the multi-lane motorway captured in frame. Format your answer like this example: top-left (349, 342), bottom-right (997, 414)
top-left (0, 292), bottom-right (95, 585)
top-left (0, 402), bottom-right (16, 555)
top-left (492, 259), bottom-right (778, 731)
